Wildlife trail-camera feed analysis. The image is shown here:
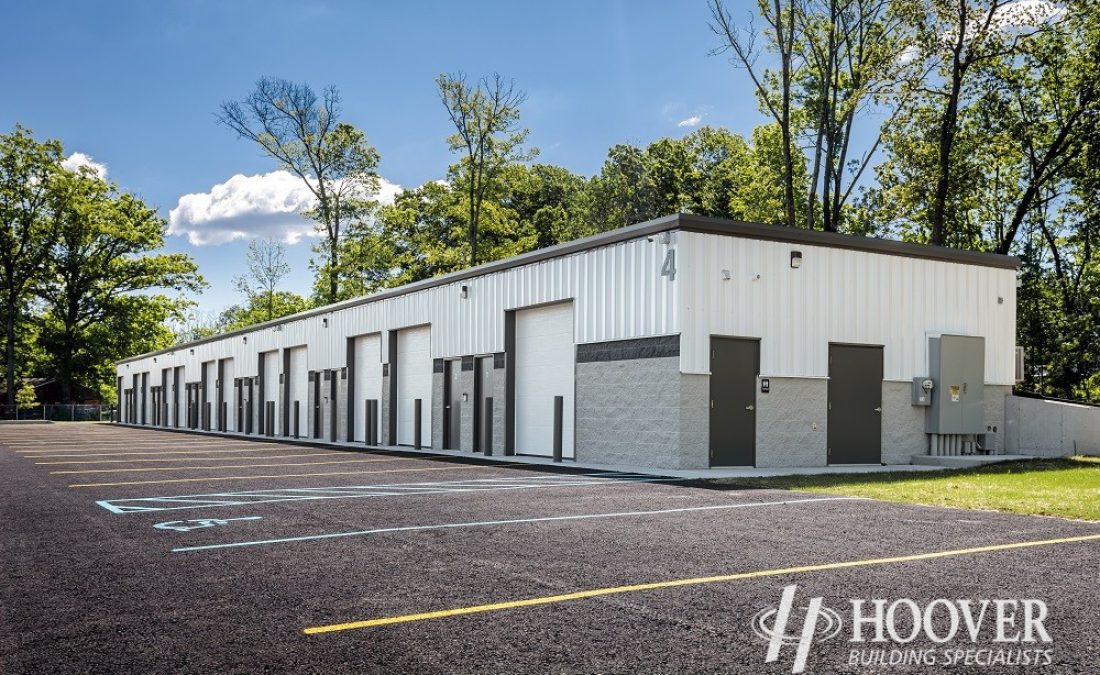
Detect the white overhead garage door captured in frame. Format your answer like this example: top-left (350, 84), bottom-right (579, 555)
top-left (353, 334), bottom-right (383, 443)
top-left (397, 326), bottom-right (432, 446)
top-left (289, 346), bottom-right (308, 437)
top-left (515, 302), bottom-right (575, 458)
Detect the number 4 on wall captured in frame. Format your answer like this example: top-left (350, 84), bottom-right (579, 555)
top-left (661, 249), bottom-right (677, 281)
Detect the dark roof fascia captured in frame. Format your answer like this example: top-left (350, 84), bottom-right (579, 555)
top-left (118, 214), bottom-right (1018, 365)
top-left (677, 215), bottom-right (1020, 270)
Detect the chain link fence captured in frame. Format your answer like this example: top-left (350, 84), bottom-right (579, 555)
top-left (0, 404), bottom-right (115, 422)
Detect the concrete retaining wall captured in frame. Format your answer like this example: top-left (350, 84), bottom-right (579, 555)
top-left (1005, 396), bottom-right (1100, 457)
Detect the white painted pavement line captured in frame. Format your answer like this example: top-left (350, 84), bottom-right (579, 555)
top-left (35, 452), bottom-right (351, 465)
top-left (96, 476), bottom-right (686, 514)
top-left (21, 447), bottom-right (351, 459)
top-left (173, 497), bottom-right (869, 552)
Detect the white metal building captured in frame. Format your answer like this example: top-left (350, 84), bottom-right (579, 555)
top-left (117, 214), bottom-right (1018, 469)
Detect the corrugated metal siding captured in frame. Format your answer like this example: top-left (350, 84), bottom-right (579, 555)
top-left (678, 232), bottom-right (1017, 384)
top-left (117, 233), bottom-right (679, 381)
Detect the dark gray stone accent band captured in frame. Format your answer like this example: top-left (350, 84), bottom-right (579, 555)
top-left (494, 352), bottom-right (505, 369)
top-left (461, 356), bottom-right (474, 371)
top-left (576, 335), bottom-right (680, 363)
top-left (433, 358), bottom-right (444, 373)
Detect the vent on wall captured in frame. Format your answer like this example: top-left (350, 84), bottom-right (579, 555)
top-left (1015, 346), bottom-right (1025, 384)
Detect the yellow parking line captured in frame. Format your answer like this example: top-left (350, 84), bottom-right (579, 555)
top-left (302, 532), bottom-right (1100, 635)
top-left (51, 458), bottom-right (409, 474)
top-left (69, 464), bottom-right (480, 488)
top-left (37, 452), bottom-right (349, 465)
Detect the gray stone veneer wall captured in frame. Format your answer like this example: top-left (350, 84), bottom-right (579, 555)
top-left (336, 371), bottom-right (349, 442)
top-left (574, 336), bottom-right (709, 469)
top-left (881, 380), bottom-right (925, 464)
top-left (380, 371), bottom-right (392, 446)
top-left (754, 377), bottom-right (827, 468)
top-left (432, 357), bottom-right (505, 454)
top-left (457, 363), bottom-right (475, 452)
top-left (489, 357), bottom-right (507, 455)
top-left (431, 365), bottom-right (444, 450)
top-left (319, 372), bottom-right (333, 441)
top-left (981, 385), bottom-right (1010, 454)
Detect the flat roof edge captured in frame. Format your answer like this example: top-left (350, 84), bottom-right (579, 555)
top-left (678, 215), bottom-right (1020, 270)
top-left (118, 214), bottom-right (1018, 365)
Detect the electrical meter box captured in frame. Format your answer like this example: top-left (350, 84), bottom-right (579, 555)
top-left (926, 334), bottom-right (985, 434)
top-left (912, 378), bottom-right (933, 406)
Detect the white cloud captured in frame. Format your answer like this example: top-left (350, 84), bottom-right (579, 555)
top-left (897, 44), bottom-right (921, 66)
top-left (677, 116), bottom-right (703, 128)
top-left (62, 152), bottom-right (108, 180)
top-left (167, 170), bottom-right (402, 246)
top-left (990, 0), bottom-right (1065, 28)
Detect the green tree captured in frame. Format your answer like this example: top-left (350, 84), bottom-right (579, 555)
top-left (217, 291), bottom-right (310, 331)
top-left (14, 380), bottom-right (36, 412)
top-left (586, 125), bottom-right (806, 231)
top-left (38, 167), bottom-right (204, 401)
top-left (887, 0), bottom-right (1061, 246)
top-left (234, 238), bottom-right (294, 322)
top-left (501, 163), bottom-right (591, 248)
top-left (709, 0), bottom-right (800, 229)
top-left (437, 72), bottom-right (534, 266)
top-left (218, 78), bottom-right (381, 304)
top-left (0, 125), bottom-right (63, 406)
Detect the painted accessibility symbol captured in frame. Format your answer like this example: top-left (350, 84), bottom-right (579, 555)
top-left (154, 516), bottom-right (262, 532)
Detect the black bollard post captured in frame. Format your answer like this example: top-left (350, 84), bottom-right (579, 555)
top-left (553, 395), bottom-right (563, 462)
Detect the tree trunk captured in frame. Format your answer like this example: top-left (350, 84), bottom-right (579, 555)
top-left (4, 296), bottom-right (15, 408)
top-left (778, 0), bottom-right (797, 229)
top-left (469, 179), bottom-right (479, 267)
top-left (328, 236), bottom-right (338, 303)
top-left (930, 29), bottom-right (967, 247)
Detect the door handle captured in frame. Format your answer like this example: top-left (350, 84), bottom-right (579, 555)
top-left (745, 405), bottom-right (755, 411)
top-left (874, 407), bottom-right (882, 412)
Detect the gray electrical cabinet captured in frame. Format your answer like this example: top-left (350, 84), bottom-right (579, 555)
top-left (926, 335), bottom-right (985, 434)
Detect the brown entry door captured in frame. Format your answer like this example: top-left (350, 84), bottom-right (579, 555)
top-left (827, 344), bottom-right (883, 464)
top-left (709, 337), bottom-right (759, 467)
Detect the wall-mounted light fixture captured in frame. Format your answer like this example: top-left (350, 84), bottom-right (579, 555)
top-left (790, 251), bottom-right (803, 269)
top-left (721, 269), bottom-right (731, 281)
top-left (460, 285), bottom-right (469, 299)
top-left (189, 348), bottom-right (195, 355)
top-left (242, 336), bottom-right (248, 344)
top-left (322, 318), bottom-right (329, 328)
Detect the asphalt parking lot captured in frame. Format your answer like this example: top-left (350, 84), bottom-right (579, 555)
top-left (1, 423), bottom-right (1097, 674)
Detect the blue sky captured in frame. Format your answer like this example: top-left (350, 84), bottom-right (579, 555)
top-left (1, 0), bottom-right (766, 316)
